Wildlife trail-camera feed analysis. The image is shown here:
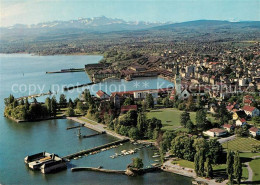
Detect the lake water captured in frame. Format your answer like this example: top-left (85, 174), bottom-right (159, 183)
top-left (0, 54), bottom-right (191, 185)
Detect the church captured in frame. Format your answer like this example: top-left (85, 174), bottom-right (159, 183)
top-left (170, 64), bottom-right (205, 100)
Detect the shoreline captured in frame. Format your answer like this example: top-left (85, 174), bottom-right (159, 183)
top-left (0, 52), bottom-right (102, 56)
top-left (162, 159), bottom-right (228, 185)
top-left (67, 117), bottom-right (128, 140)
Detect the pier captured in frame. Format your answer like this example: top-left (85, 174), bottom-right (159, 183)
top-left (46, 68), bottom-right (85, 74)
top-left (71, 166), bottom-right (161, 175)
top-left (16, 91), bottom-right (52, 101)
top-left (66, 124), bottom-right (84, 130)
top-left (71, 167), bottom-right (126, 174)
top-left (63, 82), bottom-right (94, 91)
top-left (80, 132), bottom-right (106, 139)
top-left (62, 139), bottom-right (130, 159)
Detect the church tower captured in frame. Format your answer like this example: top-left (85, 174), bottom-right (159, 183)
top-left (174, 63), bottom-right (182, 95)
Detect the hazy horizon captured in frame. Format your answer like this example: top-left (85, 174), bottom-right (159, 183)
top-left (1, 0), bottom-right (259, 27)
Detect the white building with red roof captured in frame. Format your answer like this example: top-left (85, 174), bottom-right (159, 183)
top-left (203, 128), bottom-right (227, 137)
top-left (249, 127), bottom-right (260, 137)
top-left (242, 105), bottom-right (260, 117)
top-left (235, 118), bottom-right (247, 126)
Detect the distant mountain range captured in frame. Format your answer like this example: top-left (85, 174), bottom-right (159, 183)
top-left (1, 16), bottom-right (168, 32)
top-left (0, 17), bottom-right (259, 43)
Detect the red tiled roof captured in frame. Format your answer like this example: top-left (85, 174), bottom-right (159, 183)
top-left (96, 90), bottom-right (106, 97)
top-left (223, 124), bottom-right (233, 128)
top-left (208, 128), bottom-right (226, 133)
top-left (249, 127), bottom-right (259, 132)
top-left (242, 105), bottom-right (256, 112)
top-left (111, 88), bottom-right (173, 97)
top-left (240, 118), bottom-right (247, 123)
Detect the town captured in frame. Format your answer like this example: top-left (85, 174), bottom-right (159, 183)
top-left (4, 40), bottom-right (260, 184)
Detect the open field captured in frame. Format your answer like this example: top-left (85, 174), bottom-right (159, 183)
top-left (147, 108), bottom-right (196, 131)
top-left (222, 137), bottom-right (260, 152)
top-left (250, 158), bottom-right (260, 181)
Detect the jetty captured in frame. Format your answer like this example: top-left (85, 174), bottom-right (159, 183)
top-left (71, 167), bottom-right (126, 174)
top-left (16, 91), bottom-right (52, 101)
top-left (80, 131), bottom-right (106, 139)
top-left (46, 68), bottom-right (85, 74)
top-left (63, 82), bottom-right (94, 91)
top-left (62, 139), bottom-right (130, 159)
top-left (71, 166), bottom-right (161, 175)
top-left (66, 124), bottom-right (84, 130)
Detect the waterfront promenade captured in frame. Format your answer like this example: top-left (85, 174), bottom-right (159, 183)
top-left (162, 159), bottom-right (228, 185)
top-left (67, 117), bottom-right (128, 140)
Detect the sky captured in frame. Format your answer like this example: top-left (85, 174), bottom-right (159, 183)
top-left (0, 0), bottom-right (259, 27)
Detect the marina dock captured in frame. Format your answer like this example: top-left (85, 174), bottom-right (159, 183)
top-left (66, 124), bottom-right (84, 130)
top-left (80, 132), bottom-right (106, 139)
top-left (62, 139), bottom-right (129, 159)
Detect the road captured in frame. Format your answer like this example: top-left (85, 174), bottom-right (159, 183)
top-left (217, 135), bottom-right (236, 144)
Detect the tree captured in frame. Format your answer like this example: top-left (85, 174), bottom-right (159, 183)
top-left (59, 94), bottom-right (67, 108)
top-left (206, 139), bottom-right (223, 164)
top-left (68, 98), bottom-right (74, 108)
top-left (180, 111), bottom-right (190, 127)
top-left (205, 158), bottom-right (213, 178)
top-left (145, 94), bottom-right (154, 108)
top-left (146, 117), bottom-right (162, 139)
top-left (76, 101), bottom-right (84, 114)
top-left (25, 98), bottom-right (29, 110)
top-left (193, 138), bottom-right (207, 152)
top-left (51, 96), bottom-right (57, 117)
top-left (171, 135), bottom-right (195, 161)
top-left (162, 97), bottom-right (171, 108)
top-left (186, 96), bottom-right (195, 111)
top-left (137, 112), bottom-right (146, 136)
top-left (252, 116), bottom-right (260, 127)
top-left (217, 103), bottom-right (232, 125)
top-left (66, 107), bottom-right (75, 117)
top-left (123, 97), bottom-right (134, 106)
top-left (196, 109), bottom-right (207, 131)
top-left (161, 131), bottom-right (176, 152)
top-left (20, 99), bottom-right (25, 105)
top-left (226, 150), bottom-right (234, 184)
top-left (198, 150), bottom-right (205, 177)
top-left (196, 95), bottom-right (203, 109)
top-left (233, 151), bottom-right (242, 185)
top-left (45, 97), bottom-right (51, 116)
top-left (128, 127), bottom-right (140, 140)
top-left (132, 157), bottom-right (143, 169)
top-left (142, 101), bottom-right (147, 112)
top-left (194, 151), bottom-right (200, 176)
top-left (186, 120), bottom-right (194, 133)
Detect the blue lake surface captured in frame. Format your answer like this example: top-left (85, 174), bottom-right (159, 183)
top-left (0, 54), bottom-right (190, 185)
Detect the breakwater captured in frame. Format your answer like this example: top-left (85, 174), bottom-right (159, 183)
top-left (62, 139), bottom-right (129, 159)
top-left (71, 167), bottom-right (126, 174)
top-left (63, 82), bottom-right (94, 91)
top-left (46, 68), bottom-right (85, 74)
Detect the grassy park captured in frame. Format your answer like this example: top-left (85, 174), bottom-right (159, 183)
top-left (250, 158), bottom-right (260, 181)
top-left (147, 108), bottom-right (196, 131)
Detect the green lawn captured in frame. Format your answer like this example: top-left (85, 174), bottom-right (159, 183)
top-left (147, 108), bottom-right (196, 131)
top-left (172, 159), bottom-right (248, 180)
top-left (172, 159), bottom-right (194, 169)
top-left (250, 158), bottom-right (260, 181)
top-left (79, 116), bottom-right (98, 125)
top-left (222, 137), bottom-right (260, 152)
